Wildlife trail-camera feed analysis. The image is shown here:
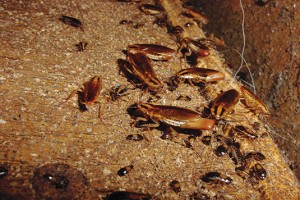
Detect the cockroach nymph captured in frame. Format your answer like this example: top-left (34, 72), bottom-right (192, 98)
top-left (117, 165), bottom-right (134, 176)
top-left (75, 42), bottom-right (88, 52)
top-left (201, 172), bottom-right (233, 184)
top-left (59, 15), bottom-right (83, 31)
top-left (104, 191), bottom-right (151, 200)
top-left (169, 180), bottom-right (181, 193)
top-left (126, 134), bottom-right (144, 141)
top-left (0, 167), bottom-right (8, 178)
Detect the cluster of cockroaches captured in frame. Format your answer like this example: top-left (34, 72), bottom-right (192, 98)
top-left (59, 0), bottom-right (271, 198)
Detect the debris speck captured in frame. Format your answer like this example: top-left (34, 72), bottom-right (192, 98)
top-left (103, 168), bottom-right (111, 175)
top-left (0, 119), bottom-right (7, 124)
top-left (86, 128), bottom-right (92, 133)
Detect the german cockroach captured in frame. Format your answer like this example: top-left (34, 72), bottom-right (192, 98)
top-left (202, 135), bottom-right (212, 145)
top-left (201, 172), bottom-right (233, 184)
top-left (128, 44), bottom-right (176, 61)
top-left (173, 67), bottom-right (225, 87)
top-left (250, 163), bottom-right (267, 180)
top-left (169, 180), bottom-right (181, 193)
top-left (182, 8), bottom-right (208, 24)
top-left (240, 86), bottom-right (270, 114)
top-left (233, 125), bottom-right (258, 140)
top-left (104, 191), bottom-right (151, 200)
top-left (117, 165), bottom-right (134, 176)
top-left (121, 53), bottom-right (162, 93)
top-left (0, 166), bottom-right (8, 178)
top-left (43, 173), bottom-right (69, 189)
top-left (126, 134), bottom-right (144, 141)
top-left (139, 4), bottom-right (164, 15)
top-left (210, 89), bottom-right (240, 120)
top-left (108, 84), bottom-right (129, 101)
top-left (75, 42), bottom-right (88, 52)
top-left (134, 103), bottom-right (215, 130)
top-left (59, 15), bottom-right (83, 31)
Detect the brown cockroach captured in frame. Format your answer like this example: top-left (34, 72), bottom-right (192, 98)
top-left (181, 37), bottom-right (210, 59)
top-left (240, 86), bottom-right (270, 114)
top-left (210, 89), bottom-right (240, 120)
top-left (75, 42), bottom-right (88, 52)
top-left (182, 8), bottom-right (208, 24)
top-left (173, 67), bottom-right (225, 87)
top-left (128, 44), bottom-right (176, 61)
top-left (139, 4), bottom-right (164, 15)
top-left (59, 15), bottom-right (83, 31)
top-left (122, 53), bottom-right (162, 93)
top-left (134, 102), bottom-right (215, 130)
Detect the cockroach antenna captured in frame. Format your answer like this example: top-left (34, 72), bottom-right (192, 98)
top-left (232, 0), bottom-right (256, 94)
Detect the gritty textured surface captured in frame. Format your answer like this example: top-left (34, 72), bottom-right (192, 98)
top-left (0, 0), bottom-right (299, 199)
